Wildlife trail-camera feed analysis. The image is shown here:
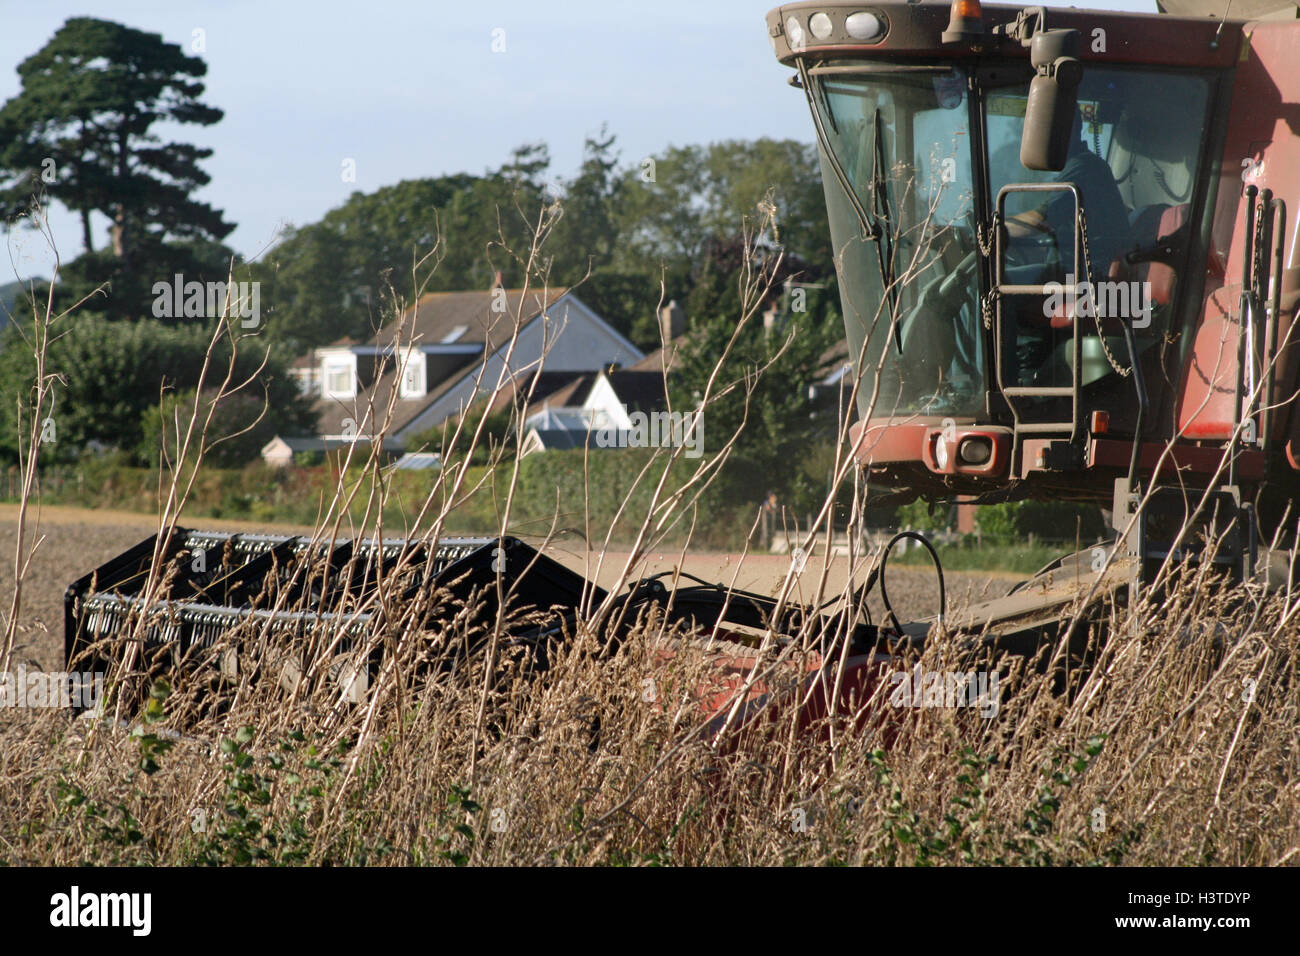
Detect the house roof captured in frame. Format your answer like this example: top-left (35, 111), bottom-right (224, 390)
top-left (262, 435), bottom-right (328, 454)
top-left (321, 335), bottom-right (362, 350)
top-left (604, 369), bottom-right (668, 413)
top-left (526, 407), bottom-right (590, 431)
top-left (522, 367), bottom-right (668, 423)
top-left (487, 370), bottom-right (590, 416)
top-left (300, 288), bottom-right (649, 448)
top-left (818, 338), bottom-right (849, 367)
top-left (313, 360), bottom-right (467, 441)
top-left (523, 373), bottom-right (595, 420)
top-left (391, 452), bottom-right (442, 470)
top-left (817, 339), bottom-right (853, 385)
top-left (627, 325), bottom-right (695, 375)
top-left (522, 427), bottom-right (599, 454)
top-left (307, 289), bottom-right (569, 441)
top-left (372, 287), bottom-right (570, 350)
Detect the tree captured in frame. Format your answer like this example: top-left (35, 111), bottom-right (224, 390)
top-left (252, 171), bottom-right (551, 355)
top-left (545, 127), bottom-right (675, 351)
top-left (550, 126), bottom-right (621, 278)
top-left (0, 17), bottom-right (234, 320)
top-left (137, 386), bottom-right (286, 469)
top-left (614, 139), bottom-right (829, 278)
top-left (0, 17), bottom-right (231, 255)
top-left (0, 316), bottom-right (315, 465)
top-left (683, 236), bottom-right (832, 345)
top-left (669, 275), bottom-right (841, 513)
top-left (244, 135), bottom-right (832, 357)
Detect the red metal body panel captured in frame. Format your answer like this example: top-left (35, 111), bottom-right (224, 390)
top-left (850, 420), bottom-right (1011, 477)
top-left (851, 420), bottom-right (940, 465)
top-left (766, 2), bottom-right (1243, 69)
top-left (651, 637), bottom-right (898, 740)
top-left (1177, 283), bottom-right (1239, 440)
top-left (1085, 436), bottom-right (1264, 481)
top-left (1178, 22), bottom-right (1300, 448)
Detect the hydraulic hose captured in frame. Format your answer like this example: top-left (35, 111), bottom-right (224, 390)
top-left (878, 530), bottom-right (946, 631)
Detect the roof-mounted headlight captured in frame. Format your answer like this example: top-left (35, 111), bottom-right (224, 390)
top-left (845, 11), bottom-right (884, 41)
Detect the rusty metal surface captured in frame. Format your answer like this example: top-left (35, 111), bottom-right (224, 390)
top-left (766, 2), bottom-right (1244, 68)
top-left (1158, 0), bottom-right (1296, 19)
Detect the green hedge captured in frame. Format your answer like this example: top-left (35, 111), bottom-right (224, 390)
top-left (10, 448), bottom-right (744, 546)
top-left (975, 500), bottom-right (1107, 545)
top-left (455, 448), bottom-right (736, 546)
top-left (9, 453), bottom-right (1110, 566)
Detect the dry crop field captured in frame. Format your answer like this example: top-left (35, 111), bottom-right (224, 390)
top-left (0, 145), bottom-right (1292, 871)
top-left (1, 504), bottom-right (1296, 868)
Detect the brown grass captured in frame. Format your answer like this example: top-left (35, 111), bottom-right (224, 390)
top-left (2, 562), bottom-right (1297, 866)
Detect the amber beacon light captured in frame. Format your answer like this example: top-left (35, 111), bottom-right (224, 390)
top-left (941, 0), bottom-right (985, 45)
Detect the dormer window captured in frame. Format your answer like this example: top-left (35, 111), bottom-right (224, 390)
top-left (399, 352), bottom-right (426, 398)
top-left (324, 360), bottom-right (355, 398)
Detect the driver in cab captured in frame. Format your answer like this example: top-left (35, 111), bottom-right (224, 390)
top-left (1001, 107), bottom-right (1129, 384)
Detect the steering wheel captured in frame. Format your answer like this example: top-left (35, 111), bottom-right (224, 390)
top-left (1002, 216), bottom-right (1060, 274)
top-left (897, 248), bottom-right (979, 394)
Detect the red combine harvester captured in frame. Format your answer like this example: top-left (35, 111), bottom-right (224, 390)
top-left (65, 1), bottom-right (1300, 729)
top-left (766, 0), bottom-right (1300, 619)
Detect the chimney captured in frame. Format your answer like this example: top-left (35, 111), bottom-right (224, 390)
top-left (491, 270), bottom-right (504, 291)
top-left (763, 301), bottom-right (781, 333)
top-left (658, 300), bottom-right (686, 341)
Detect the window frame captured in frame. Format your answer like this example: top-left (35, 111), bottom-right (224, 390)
top-left (324, 360), bottom-right (355, 399)
top-left (399, 353), bottom-right (426, 398)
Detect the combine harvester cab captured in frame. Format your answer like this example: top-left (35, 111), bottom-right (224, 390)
top-left (767, 0), bottom-right (1300, 624)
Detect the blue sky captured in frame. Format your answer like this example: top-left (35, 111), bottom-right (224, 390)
top-left (1, 0), bottom-right (1158, 277)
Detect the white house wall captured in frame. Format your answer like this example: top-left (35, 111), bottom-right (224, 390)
top-left (582, 374), bottom-right (634, 429)
top-left (557, 293), bottom-right (643, 361)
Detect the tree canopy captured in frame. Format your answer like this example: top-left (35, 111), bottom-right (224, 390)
top-left (0, 15), bottom-right (843, 484)
top-left (251, 134), bottom-right (830, 357)
top-left (0, 16), bottom-right (234, 321)
top-left (669, 278), bottom-right (843, 513)
top-left (0, 317), bottom-right (314, 465)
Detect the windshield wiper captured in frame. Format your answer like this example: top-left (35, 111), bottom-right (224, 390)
top-left (870, 107), bottom-right (903, 353)
top-left (798, 59), bottom-right (879, 243)
top-left (798, 61), bottom-right (910, 354)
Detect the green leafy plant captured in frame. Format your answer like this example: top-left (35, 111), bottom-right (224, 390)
top-left (432, 784), bottom-right (482, 866)
top-left (867, 735), bottom-right (1133, 866)
top-left (192, 727), bottom-right (342, 866)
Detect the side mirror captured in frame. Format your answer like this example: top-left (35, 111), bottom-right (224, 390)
top-left (1020, 28), bottom-right (1082, 172)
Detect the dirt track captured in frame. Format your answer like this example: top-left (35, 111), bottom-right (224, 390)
top-left (0, 504), bottom-right (1021, 669)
